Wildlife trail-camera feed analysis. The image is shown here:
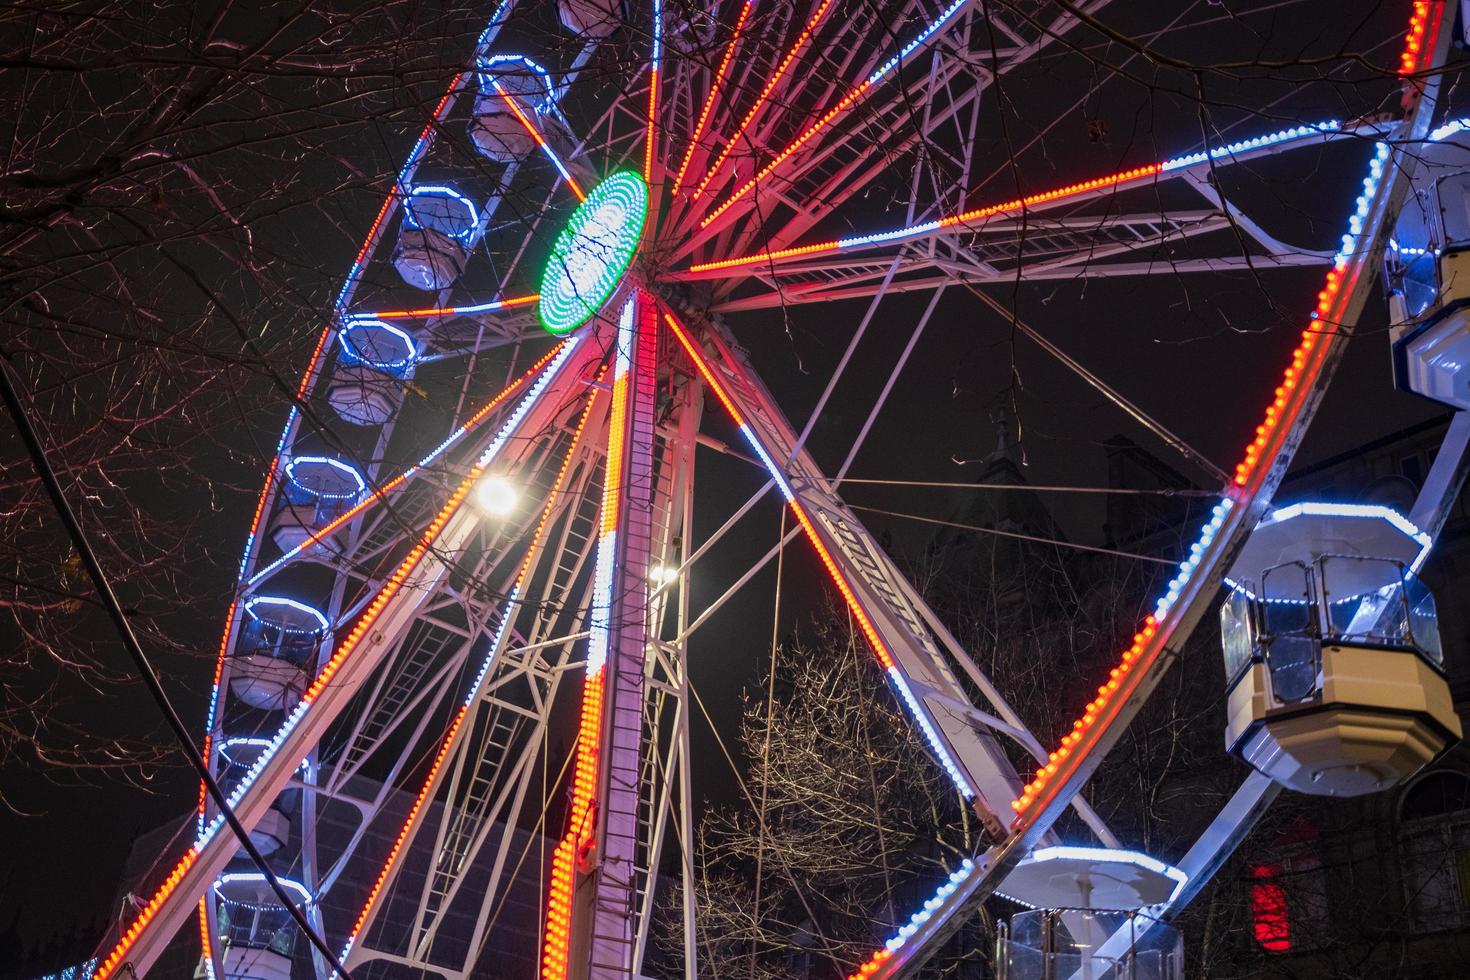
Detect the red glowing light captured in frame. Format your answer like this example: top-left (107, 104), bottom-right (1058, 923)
top-left (692, 0), bottom-right (835, 203)
top-left (671, 1), bottom-right (753, 195)
top-left (1250, 864), bottom-right (1292, 952)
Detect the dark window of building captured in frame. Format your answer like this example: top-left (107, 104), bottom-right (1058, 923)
top-left (1402, 771), bottom-right (1470, 821)
top-left (1400, 453), bottom-right (1426, 486)
top-left (1399, 772), bottom-right (1470, 933)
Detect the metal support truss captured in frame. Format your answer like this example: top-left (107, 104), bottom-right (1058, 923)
top-left (103, 329), bottom-right (608, 980)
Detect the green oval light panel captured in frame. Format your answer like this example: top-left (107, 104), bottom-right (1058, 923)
top-left (538, 171), bottom-right (649, 335)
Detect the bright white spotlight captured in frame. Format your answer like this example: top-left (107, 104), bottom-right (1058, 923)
top-left (475, 475), bottom-right (518, 516)
top-left (650, 564), bottom-right (679, 586)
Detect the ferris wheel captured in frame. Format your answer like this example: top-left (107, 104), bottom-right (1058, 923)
top-left (89, 2), bottom-right (1466, 979)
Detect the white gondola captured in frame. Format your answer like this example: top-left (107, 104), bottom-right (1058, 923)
top-left (272, 455), bottom-right (365, 550)
top-left (393, 185), bottom-right (478, 290)
top-left (1389, 122), bottom-right (1470, 408)
top-left (469, 55), bottom-right (558, 163)
top-left (213, 873), bottom-right (312, 980)
top-left (229, 596), bottom-right (327, 711)
top-left (557, 0), bottom-right (622, 40)
top-left (1220, 503), bottom-right (1460, 796)
top-left (326, 317), bottom-right (417, 426)
top-left (217, 739), bottom-right (301, 855)
top-left (996, 909), bottom-right (1181, 980)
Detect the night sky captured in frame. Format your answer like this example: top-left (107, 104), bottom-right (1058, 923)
top-left (0, 0), bottom-right (1449, 970)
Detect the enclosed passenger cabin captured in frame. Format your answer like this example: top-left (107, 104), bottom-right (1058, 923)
top-left (557, 0), bottom-right (621, 40)
top-left (996, 909), bottom-right (1181, 980)
top-left (996, 847), bottom-right (1186, 980)
top-left (216, 737), bottom-right (299, 855)
top-left (213, 872), bottom-right (312, 980)
top-left (229, 595), bottom-right (329, 711)
top-left (1220, 503), bottom-right (1460, 796)
top-left (272, 455), bottom-right (365, 550)
top-left (1388, 122), bottom-right (1470, 408)
top-left (393, 184), bottom-right (479, 291)
top-left (326, 317), bottom-right (417, 426)
top-left (468, 55), bottom-right (558, 163)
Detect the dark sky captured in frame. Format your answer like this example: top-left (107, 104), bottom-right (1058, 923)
top-left (0, 0), bottom-right (1451, 968)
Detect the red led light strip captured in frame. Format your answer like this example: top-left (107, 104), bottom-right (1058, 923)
top-left (663, 311), bottom-right (895, 672)
top-left (687, 164), bottom-right (1164, 273)
top-left (494, 81), bottom-right (587, 201)
top-left (699, 73), bottom-right (875, 227)
top-left (367, 293), bottom-right (540, 319)
top-left (542, 305), bottom-right (636, 980)
top-left (690, 0), bottom-right (833, 203)
top-left (671, 1), bottom-right (753, 196)
top-left (1401, 1), bottom-right (1435, 76)
top-left (340, 376), bottom-right (604, 959)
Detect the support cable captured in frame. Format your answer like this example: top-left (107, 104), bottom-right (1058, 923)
top-left (963, 283), bottom-right (1230, 484)
top-left (0, 357), bottom-right (355, 980)
top-left (749, 508), bottom-right (786, 975)
top-left (840, 478), bottom-right (1215, 495)
top-left (846, 503), bottom-right (1177, 565)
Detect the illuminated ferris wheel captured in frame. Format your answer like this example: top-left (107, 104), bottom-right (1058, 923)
top-left (90, 2), bottom-right (1466, 979)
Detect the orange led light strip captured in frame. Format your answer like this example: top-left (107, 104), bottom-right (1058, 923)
top-left (494, 81), bottom-right (586, 201)
top-left (645, 0), bottom-right (664, 181)
top-left (687, 163), bottom-right (1165, 273)
top-left (663, 310), bottom-right (895, 673)
top-left (690, 0), bottom-right (833, 202)
top-left (339, 377), bottom-right (603, 962)
top-left (1401, 1), bottom-right (1435, 76)
top-left (541, 300), bottom-right (637, 980)
top-left (364, 293), bottom-right (540, 319)
top-left (246, 342), bottom-right (567, 588)
top-left (671, 0), bottom-right (754, 196)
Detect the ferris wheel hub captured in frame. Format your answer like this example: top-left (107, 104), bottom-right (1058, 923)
top-left (538, 170), bottom-right (650, 336)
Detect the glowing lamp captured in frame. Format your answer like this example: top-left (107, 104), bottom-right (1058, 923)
top-left (538, 171), bottom-right (648, 335)
top-left (475, 475), bottom-right (518, 516)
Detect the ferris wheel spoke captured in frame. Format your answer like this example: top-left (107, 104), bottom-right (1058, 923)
top-left (703, 210), bottom-right (1336, 312)
top-left (685, 0), bottom-right (836, 208)
top-left (340, 381), bottom-right (608, 971)
top-left (695, 0), bottom-right (971, 232)
top-left (665, 309), bottom-right (1032, 834)
top-left (669, 0), bottom-right (754, 197)
top-left (492, 82), bottom-right (588, 201)
top-left (678, 116), bottom-right (1371, 279)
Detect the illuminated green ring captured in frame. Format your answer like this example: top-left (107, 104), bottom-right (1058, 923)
top-left (538, 171), bottom-right (649, 335)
